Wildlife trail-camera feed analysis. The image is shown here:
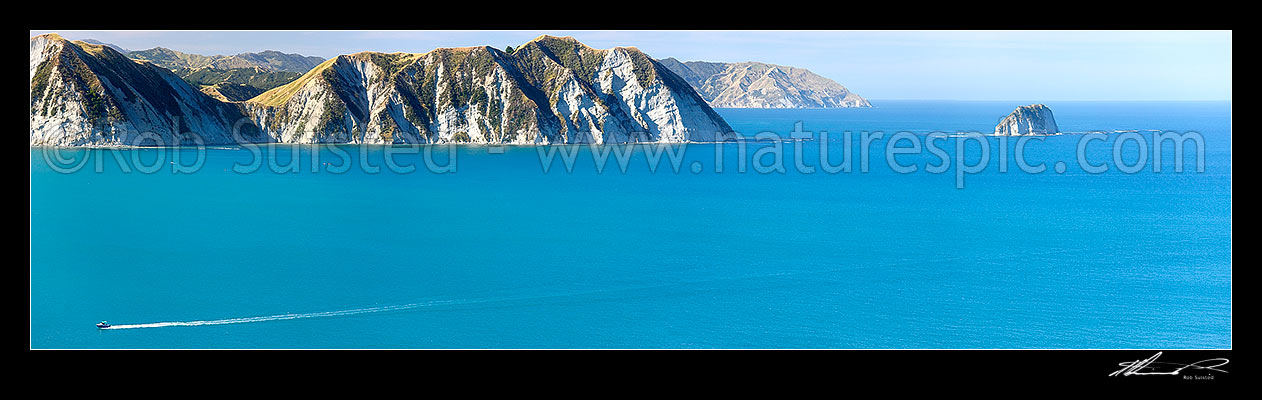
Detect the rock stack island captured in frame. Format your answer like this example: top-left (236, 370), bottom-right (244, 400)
top-left (994, 104), bottom-right (1059, 136)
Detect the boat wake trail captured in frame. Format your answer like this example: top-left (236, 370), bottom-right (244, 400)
top-left (101, 237), bottom-right (1201, 331)
top-left (98, 283), bottom-right (683, 330)
top-left (100, 299), bottom-right (466, 330)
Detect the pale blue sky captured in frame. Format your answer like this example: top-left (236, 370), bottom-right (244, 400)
top-left (31, 30), bottom-right (1231, 101)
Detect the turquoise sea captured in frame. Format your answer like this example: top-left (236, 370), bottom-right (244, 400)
top-left (29, 100), bottom-right (1232, 348)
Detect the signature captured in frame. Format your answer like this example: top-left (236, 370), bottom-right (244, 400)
top-left (1110, 352), bottom-right (1229, 377)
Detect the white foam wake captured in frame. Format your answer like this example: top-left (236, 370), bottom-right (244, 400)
top-left (97, 285), bottom-right (653, 330)
top-left (97, 280), bottom-right (704, 331)
top-left (100, 239), bottom-right (1190, 331)
top-left (100, 299), bottom-right (465, 330)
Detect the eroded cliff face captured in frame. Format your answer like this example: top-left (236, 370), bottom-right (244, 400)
top-left (30, 34), bottom-right (733, 146)
top-left (994, 104), bottom-right (1060, 136)
top-left (656, 58), bottom-right (871, 109)
top-left (29, 34), bottom-right (262, 146)
top-left (246, 35), bottom-right (733, 144)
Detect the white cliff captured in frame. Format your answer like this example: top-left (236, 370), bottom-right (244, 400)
top-left (29, 34), bottom-right (262, 146)
top-left (994, 104), bottom-right (1060, 136)
top-left (30, 34), bottom-right (733, 146)
top-left (247, 35), bottom-right (732, 144)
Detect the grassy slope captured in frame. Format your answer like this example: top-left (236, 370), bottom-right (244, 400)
top-left (248, 57), bottom-right (339, 106)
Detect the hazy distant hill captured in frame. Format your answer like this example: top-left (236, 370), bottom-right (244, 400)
top-left (75, 40), bottom-right (319, 100)
top-left (125, 47), bottom-right (324, 73)
top-left (78, 39), bottom-right (126, 54)
top-left (232, 50), bottom-right (326, 72)
top-left (656, 58), bottom-right (870, 108)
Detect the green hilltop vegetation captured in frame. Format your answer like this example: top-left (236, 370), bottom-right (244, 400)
top-left (177, 67), bottom-right (303, 92)
top-left (200, 83), bottom-right (266, 102)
